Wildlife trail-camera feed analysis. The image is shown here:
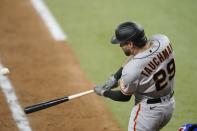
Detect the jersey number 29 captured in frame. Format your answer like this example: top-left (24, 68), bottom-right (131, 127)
top-left (153, 58), bottom-right (175, 91)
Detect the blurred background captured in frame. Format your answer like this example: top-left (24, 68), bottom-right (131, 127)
top-left (44, 0), bottom-right (197, 130)
top-left (1, 0), bottom-right (196, 131)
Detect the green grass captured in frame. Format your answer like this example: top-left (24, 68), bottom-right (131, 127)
top-left (44, 0), bottom-right (197, 130)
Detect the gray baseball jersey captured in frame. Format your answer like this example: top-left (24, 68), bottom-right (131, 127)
top-left (119, 34), bottom-right (175, 131)
top-left (120, 34), bottom-right (175, 104)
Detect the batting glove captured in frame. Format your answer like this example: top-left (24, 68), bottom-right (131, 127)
top-left (94, 85), bottom-right (107, 96)
top-left (104, 75), bottom-right (118, 90)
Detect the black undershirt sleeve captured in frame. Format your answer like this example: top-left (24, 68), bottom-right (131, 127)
top-left (104, 67), bottom-right (131, 101)
top-left (103, 90), bottom-right (131, 102)
top-left (114, 67), bottom-right (123, 80)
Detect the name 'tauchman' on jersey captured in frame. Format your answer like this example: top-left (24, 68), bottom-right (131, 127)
top-left (120, 34), bottom-right (175, 104)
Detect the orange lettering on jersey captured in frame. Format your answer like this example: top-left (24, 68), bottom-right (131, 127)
top-left (148, 61), bottom-right (156, 70)
top-left (153, 57), bottom-right (160, 66)
top-left (141, 44), bottom-right (173, 77)
top-left (169, 43), bottom-right (173, 51)
top-left (162, 48), bottom-right (169, 59)
top-left (144, 67), bottom-right (152, 76)
top-left (167, 45), bottom-right (172, 54)
top-left (141, 70), bottom-right (149, 77)
top-left (157, 53), bottom-right (165, 63)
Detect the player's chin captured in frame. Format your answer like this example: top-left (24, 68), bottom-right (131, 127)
top-left (124, 51), bottom-right (131, 56)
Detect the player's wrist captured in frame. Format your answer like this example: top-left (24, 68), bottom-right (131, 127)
top-left (94, 85), bottom-right (108, 96)
top-left (104, 75), bottom-right (118, 90)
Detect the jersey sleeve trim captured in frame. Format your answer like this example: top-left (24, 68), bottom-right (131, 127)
top-left (119, 79), bottom-right (133, 96)
top-left (120, 88), bottom-right (132, 96)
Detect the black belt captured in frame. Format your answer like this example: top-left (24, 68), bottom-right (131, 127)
top-left (147, 91), bottom-right (174, 104)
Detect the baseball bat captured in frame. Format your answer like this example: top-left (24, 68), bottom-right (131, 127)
top-left (24, 89), bottom-right (94, 114)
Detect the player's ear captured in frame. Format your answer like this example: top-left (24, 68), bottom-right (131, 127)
top-left (129, 42), bottom-right (134, 48)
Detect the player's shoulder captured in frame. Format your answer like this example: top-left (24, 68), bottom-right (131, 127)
top-left (150, 34), bottom-right (170, 44)
top-left (123, 59), bottom-right (142, 75)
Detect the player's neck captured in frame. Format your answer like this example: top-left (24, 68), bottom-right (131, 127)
top-left (133, 42), bottom-right (151, 56)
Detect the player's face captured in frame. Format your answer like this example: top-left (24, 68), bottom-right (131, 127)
top-left (120, 42), bottom-right (133, 56)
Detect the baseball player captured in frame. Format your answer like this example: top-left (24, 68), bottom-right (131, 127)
top-left (94, 21), bottom-right (175, 131)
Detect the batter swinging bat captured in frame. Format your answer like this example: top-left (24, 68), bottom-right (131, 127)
top-left (24, 89), bottom-right (94, 114)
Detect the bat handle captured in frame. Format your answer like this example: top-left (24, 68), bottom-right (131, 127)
top-left (68, 89), bottom-right (94, 100)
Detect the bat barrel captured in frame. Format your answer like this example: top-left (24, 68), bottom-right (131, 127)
top-left (24, 96), bottom-right (69, 114)
top-left (24, 89), bottom-right (94, 114)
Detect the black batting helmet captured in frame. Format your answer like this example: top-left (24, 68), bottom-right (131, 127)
top-left (111, 21), bottom-right (147, 47)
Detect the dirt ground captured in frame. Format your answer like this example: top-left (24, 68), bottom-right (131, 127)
top-left (0, 0), bottom-right (121, 131)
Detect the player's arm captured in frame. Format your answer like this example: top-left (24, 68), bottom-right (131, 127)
top-left (104, 56), bottom-right (133, 89)
top-left (103, 90), bottom-right (131, 102)
top-left (104, 67), bottom-right (123, 90)
top-left (94, 85), bottom-right (131, 102)
top-left (94, 79), bottom-right (132, 102)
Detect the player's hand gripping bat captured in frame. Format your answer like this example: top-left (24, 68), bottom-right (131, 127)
top-left (24, 90), bottom-right (94, 114)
